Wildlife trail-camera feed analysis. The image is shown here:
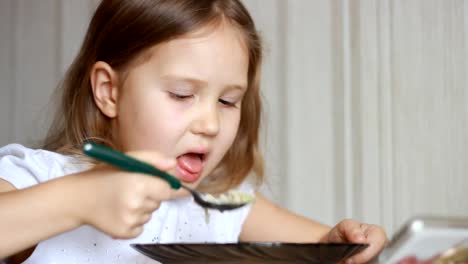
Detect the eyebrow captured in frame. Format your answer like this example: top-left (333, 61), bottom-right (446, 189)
top-left (160, 75), bottom-right (247, 91)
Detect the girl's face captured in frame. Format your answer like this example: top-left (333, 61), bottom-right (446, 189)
top-left (114, 23), bottom-right (248, 188)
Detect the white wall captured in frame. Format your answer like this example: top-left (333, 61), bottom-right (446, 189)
top-left (0, 0), bottom-right (467, 236)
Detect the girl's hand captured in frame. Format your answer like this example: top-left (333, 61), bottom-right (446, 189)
top-left (321, 219), bottom-right (388, 264)
top-left (71, 151), bottom-right (178, 239)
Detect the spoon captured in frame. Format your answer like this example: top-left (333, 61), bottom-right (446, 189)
top-left (82, 142), bottom-right (252, 212)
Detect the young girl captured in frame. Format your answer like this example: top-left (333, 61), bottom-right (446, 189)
top-left (0, 0), bottom-right (387, 263)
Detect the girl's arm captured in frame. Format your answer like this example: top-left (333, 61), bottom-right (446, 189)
top-left (239, 193), bottom-right (331, 242)
top-left (240, 193), bottom-right (388, 263)
top-left (0, 152), bottom-right (178, 259)
top-left (0, 177), bottom-right (83, 259)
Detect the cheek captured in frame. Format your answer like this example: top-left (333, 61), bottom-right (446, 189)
top-left (220, 112), bottom-right (241, 149)
top-left (201, 113), bottom-right (240, 177)
top-left (119, 97), bottom-right (184, 151)
top-left (227, 117), bottom-right (241, 144)
top-left (139, 106), bottom-right (185, 144)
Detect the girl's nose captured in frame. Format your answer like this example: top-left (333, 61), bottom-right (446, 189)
top-left (190, 104), bottom-right (220, 137)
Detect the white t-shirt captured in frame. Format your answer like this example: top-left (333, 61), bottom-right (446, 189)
top-left (0, 144), bottom-right (253, 264)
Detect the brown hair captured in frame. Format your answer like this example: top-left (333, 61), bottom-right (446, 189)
top-left (43, 0), bottom-right (264, 192)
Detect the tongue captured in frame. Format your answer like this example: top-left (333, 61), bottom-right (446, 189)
top-left (177, 153), bottom-right (203, 176)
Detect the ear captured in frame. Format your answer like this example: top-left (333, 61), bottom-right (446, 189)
top-left (90, 61), bottom-right (119, 118)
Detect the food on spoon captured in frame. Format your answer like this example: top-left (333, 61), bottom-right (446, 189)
top-left (201, 190), bottom-right (255, 205)
top-left (201, 191), bottom-right (254, 224)
top-left (204, 208), bottom-right (210, 225)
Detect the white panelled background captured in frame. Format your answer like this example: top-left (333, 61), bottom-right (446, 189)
top-left (1, 0), bottom-right (467, 236)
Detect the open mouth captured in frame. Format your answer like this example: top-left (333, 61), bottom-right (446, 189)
top-left (175, 152), bottom-right (206, 183)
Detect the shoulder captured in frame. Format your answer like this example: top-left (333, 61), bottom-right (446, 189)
top-left (0, 144), bottom-right (83, 189)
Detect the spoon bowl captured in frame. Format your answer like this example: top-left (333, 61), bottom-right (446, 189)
top-left (188, 188), bottom-right (251, 212)
top-left (82, 142), bottom-right (252, 212)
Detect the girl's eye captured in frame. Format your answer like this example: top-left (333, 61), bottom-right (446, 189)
top-left (219, 99), bottom-right (237, 107)
top-left (169, 92), bottom-right (193, 100)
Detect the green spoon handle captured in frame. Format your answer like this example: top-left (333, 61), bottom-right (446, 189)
top-left (82, 142), bottom-right (181, 189)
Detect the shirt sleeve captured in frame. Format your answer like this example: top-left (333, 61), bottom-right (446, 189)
top-left (0, 144), bottom-right (56, 189)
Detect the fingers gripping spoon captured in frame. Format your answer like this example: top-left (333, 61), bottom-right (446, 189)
top-left (82, 142), bottom-right (254, 212)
